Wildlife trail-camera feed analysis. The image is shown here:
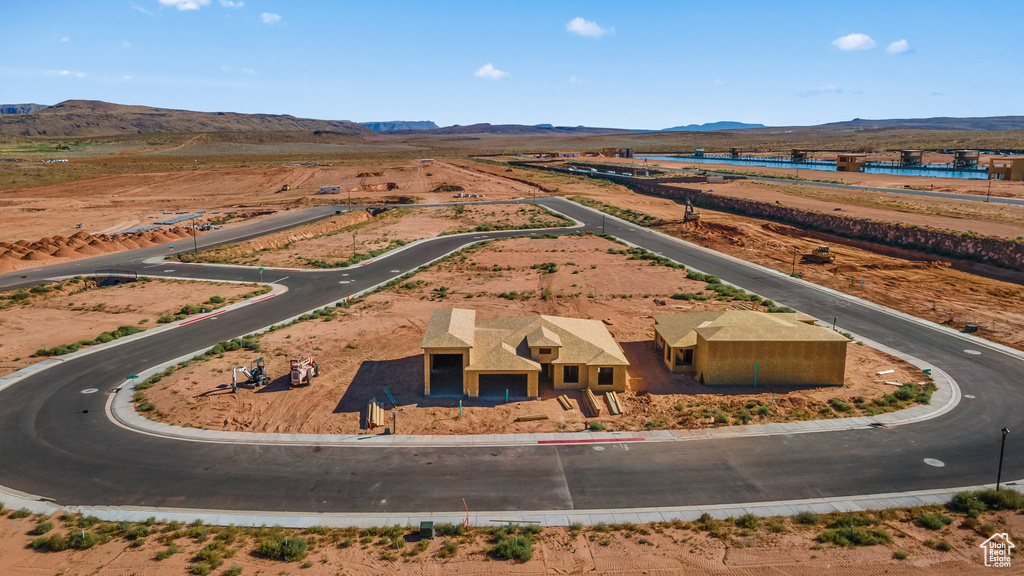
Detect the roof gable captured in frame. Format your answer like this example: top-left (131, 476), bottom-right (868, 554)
top-left (422, 308), bottom-right (476, 349)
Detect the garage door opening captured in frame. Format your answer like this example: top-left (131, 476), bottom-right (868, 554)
top-left (429, 354), bottom-right (463, 396)
top-left (478, 373), bottom-right (529, 398)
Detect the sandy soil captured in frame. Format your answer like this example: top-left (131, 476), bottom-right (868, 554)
top-left (0, 277), bottom-right (260, 377)
top-left (0, 506), bottom-right (1018, 575)
top-left (0, 160), bottom-right (538, 245)
top-left (182, 203), bottom-right (568, 268)
top-left (0, 226), bottom-right (200, 274)
top-left (143, 235), bottom-right (920, 436)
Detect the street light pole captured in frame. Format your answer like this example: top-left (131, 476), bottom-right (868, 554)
top-left (987, 176), bottom-right (992, 203)
top-left (792, 247), bottom-right (797, 276)
top-left (997, 427), bottom-right (1009, 490)
top-left (191, 216), bottom-right (198, 254)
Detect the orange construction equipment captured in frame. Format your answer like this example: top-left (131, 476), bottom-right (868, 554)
top-left (809, 245), bottom-right (836, 263)
top-left (290, 356), bottom-right (321, 386)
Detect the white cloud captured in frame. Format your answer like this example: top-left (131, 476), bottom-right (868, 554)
top-left (131, 1), bottom-right (153, 14)
top-left (713, 78), bottom-right (727, 87)
top-left (61, 36), bottom-right (70, 42)
top-left (567, 17), bottom-right (611, 38)
top-left (157, 0), bottom-right (211, 10)
top-left (260, 12), bottom-right (281, 24)
top-left (569, 75), bottom-right (584, 84)
top-left (219, 0), bottom-right (243, 6)
top-left (474, 63), bottom-right (508, 80)
top-left (800, 84), bottom-right (841, 97)
top-left (47, 70), bottom-right (86, 78)
top-left (241, 67), bottom-right (255, 75)
top-left (121, 40), bottom-right (131, 49)
top-left (221, 64), bottom-right (233, 72)
top-left (832, 33), bottom-right (875, 51)
top-left (886, 39), bottom-right (911, 54)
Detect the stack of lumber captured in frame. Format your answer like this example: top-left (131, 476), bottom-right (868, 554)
top-left (517, 414), bottom-right (549, 422)
top-left (556, 394), bottom-right (573, 411)
top-left (605, 391), bottom-right (623, 415)
top-left (584, 389), bottom-right (602, 417)
top-left (367, 401), bottom-right (385, 429)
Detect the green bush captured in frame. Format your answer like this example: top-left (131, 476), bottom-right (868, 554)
top-left (68, 530), bottom-right (101, 549)
top-left (436, 539), bottom-right (459, 558)
top-left (817, 527), bottom-right (891, 547)
top-left (208, 296), bottom-right (225, 304)
top-left (225, 566), bottom-right (244, 576)
top-left (735, 514), bottom-right (760, 529)
top-left (493, 534), bottom-right (533, 562)
top-left (589, 421), bottom-right (605, 432)
top-left (894, 549), bottom-right (909, 560)
top-left (795, 511), bottom-right (820, 525)
top-left (917, 513), bottom-right (954, 530)
top-left (10, 508), bottom-right (31, 519)
top-left (46, 533), bottom-right (69, 551)
top-left (156, 543), bottom-right (180, 560)
top-left (31, 536), bottom-right (50, 549)
top-left (257, 536), bottom-right (308, 562)
top-left (33, 521), bottom-right (54, 535)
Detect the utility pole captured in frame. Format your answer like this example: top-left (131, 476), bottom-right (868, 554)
top-left (987, 176), bottom-right (992, 203)
top-left (997, 427), bottom-right (1009, 490)
top-left (792, 247), bottom-right (797, 276)
top-left (191, 216), bottom-right (198, 253)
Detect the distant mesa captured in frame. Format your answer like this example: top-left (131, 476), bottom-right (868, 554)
top-left (359, 121), bottom-right (439, 132)
top-left (0, 103), bottom-right (49, 115)
top-left (661, 121), bottom-right (767, 132)
top-left (818, 116), bottom-right (1024, 131)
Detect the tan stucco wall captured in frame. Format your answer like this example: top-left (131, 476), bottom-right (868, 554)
top-left (422, 347), bottom-right (469, 395)
top-left (464, 370), bottom-right (539, 398)
top-left (586, 365), bottom-right (627, 392)
top-left (530, 347), bottom-right (560, 362)
top-left (694, 338), bottom-right (847, 386)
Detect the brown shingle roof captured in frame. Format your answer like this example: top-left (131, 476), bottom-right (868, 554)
top-left (655, 310), bottom-right (846, 347)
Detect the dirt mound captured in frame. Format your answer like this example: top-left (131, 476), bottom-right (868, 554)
top-left (75, 244), bottom-right (104, 256)
top-left (52, 246), bottom-right (80, 258)
top-left (357, 171), bottom-right (384, 177)
top-left (0, 260), bottom-right (14, 273)
top-left (85, 239), bottom-right (116, 254)
top-left (20, 249), bottom-right (52, 261)
top-left (118, 236), bottom-right (142, 250)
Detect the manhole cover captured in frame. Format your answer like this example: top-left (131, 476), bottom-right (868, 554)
top-left (923, 458), bottom-right (945, 467)
top-left (81, 388), bottom-right (98, 394)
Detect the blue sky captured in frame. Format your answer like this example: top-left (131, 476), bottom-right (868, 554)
top-left (1, 1), bottom-right (1021, 129)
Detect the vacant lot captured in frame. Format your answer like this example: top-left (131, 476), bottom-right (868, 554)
top-left (142, 235), bottom-right (920, 436)
top-left (177, 203), bottom-right (570, 268)
top-left (0, 495), bottom-right (1019, 575)
top-left (0, 277), bottom-right (261, 377)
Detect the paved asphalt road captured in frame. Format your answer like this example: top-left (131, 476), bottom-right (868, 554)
top-left (0, 198), bottom-right (1019, 513)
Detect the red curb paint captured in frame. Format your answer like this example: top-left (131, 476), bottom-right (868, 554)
top-left (251, 294), bottom-right (277, 303)
top-left (180, 310), bottom-right (227, 326)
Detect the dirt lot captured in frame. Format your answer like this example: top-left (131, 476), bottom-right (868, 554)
top-left (0, 160), bottom-right (537, 246)
top-left (0, 226), bottom-right (201, 274)
top-left (180, 203), bottom-right (569, 268)
top-left (0, 504), bottom-right (1018, 575)
top-left (0, 277), bottom-right (261, 378)
top-left (142, 235), bottom-right (921, 436)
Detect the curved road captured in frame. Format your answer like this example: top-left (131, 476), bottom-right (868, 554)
top-left (0, 197), bottom-right (1019, 514)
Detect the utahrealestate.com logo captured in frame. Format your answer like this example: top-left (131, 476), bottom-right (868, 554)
top-left (980, 533), bottom-right (1015, 568)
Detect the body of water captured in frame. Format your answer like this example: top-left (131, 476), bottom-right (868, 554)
top-left (639, 155), bottom-right (989, 180)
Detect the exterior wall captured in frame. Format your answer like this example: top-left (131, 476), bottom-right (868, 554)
top-left (836, 155), bottom-right (866, 172)
top-left (585, 365), bottom-right (627, 392)
top-left (989, 158), bottom-right (1024, 182)
top-left (666, 347), bottom-right (696, 373)
top-left (554, 363), bottom-right (585, 389)
top-left (694, 338), bottom-right (847, 387)
top-left (464, 370), bottom-right (539, 398)
top-left (422, 347), bottom-right (469, 396)
top-left (530, 346), bottom-right (560, 362)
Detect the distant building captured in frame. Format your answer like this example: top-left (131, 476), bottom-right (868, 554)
top-left (601, 147), bottom-right (633, 159)
top-left (791, 149), bottom-right (808, 162)
top-left (421, 308), bottom-right (629, 397)
top-left (653, 311), bottom-right (849, 387)
top-left (899, 150), bottom-right (923, 166)
top-left (729, 147), bottom-right (741, 158)
top-left (694, 147), bottom-right (705, 157)
top-left (836, 153), bottom-right (867, 172)
top-left (318, 185), bottom-right (342, 194)
top-left (953, 150), bottom-right (980, 168)
top-left (988, 157), bottom-right (1024, 181)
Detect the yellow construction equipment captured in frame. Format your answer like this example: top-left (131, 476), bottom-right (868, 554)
top-left (281, 184), bottom-right (291, 191)
top-left (289, 356), bottom-right (321, 386)
top-left (683, 199), bottom-right (701, 222)
top-left (810, 245), bottom-right (836, 263)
